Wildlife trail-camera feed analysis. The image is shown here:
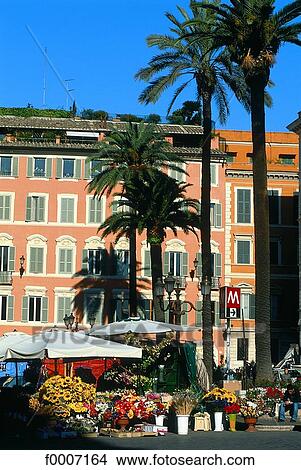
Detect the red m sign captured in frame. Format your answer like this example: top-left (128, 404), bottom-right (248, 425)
top-left (226, 287), bottom-right (241, 309)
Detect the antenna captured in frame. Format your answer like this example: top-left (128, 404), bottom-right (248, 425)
top-left (42, 47), bottom-right (47, 107)
top-left (26, 25), bottom-right (76, 108)
top-left (65, 79), bottom-right (75, 110)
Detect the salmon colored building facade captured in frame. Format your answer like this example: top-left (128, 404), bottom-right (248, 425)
top-left (0, 115), bottom-right (298, 368)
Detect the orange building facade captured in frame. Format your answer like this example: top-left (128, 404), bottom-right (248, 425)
top-left (0, 116), bottom-right (298, 368)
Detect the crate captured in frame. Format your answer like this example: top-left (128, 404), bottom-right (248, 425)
top-left (194, 413), bottom-right (211, 431)
top-left (99, 428), bottom-right (157, 438)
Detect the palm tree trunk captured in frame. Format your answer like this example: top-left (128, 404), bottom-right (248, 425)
top-left (129, 229), bottom-right (137, 318)
top-left (201, 90), bottom-right (213, 386)
top-left (250, 76), bottom-right (273, 382)
top-left (150, 242), bottom-right (164, 322)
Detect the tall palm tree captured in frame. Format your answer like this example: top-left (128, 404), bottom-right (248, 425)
top-left (189, 0), bottom-right (301, 381)
top-left (135, 3), bottom-right (248, 384)
top-left (88, 121), bottom-right (184, 319)
top-left (99, 171), bottom-right (200, 321)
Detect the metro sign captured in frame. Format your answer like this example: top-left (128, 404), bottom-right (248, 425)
top-left (220, 286), bottom-right (241, 318)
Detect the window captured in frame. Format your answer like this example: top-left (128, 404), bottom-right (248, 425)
top-left (210, 164), bottom-right (217, 185)
top-left (143, 250), bottom-right (151, 277)
top-left (88, 197), bottom-right (103, 224)
top-left (63, 159), bottom-right (75, 178)
top-left (226, 152), bottom-right (236, 163)
top-left (60, 197), bottom-right (75, 223)
top-left (85, 249), bottom-right (103, 275)
top-left (57, 296), bottom-right (72, 323)
top-left (247, 153), bottom-right (253, 162)
top-left (111, 196), bottom-right (129, 215)
top-left (271, 294), bottom-right (281, 321)
top-left (170, 162), bottom-right (186, 183)
top-left (241, 293), bottom-right (255, 319)
top-left (90, 160), bottom-right (102, 178)
top-left (34, 158), bottom-right (46, 177)
top-left (84, 291), bottom-right (103, 324)
top-left (236, 240), bottom-right (251, 264)
top-left (137, 298), bottom-right (151, 320)
top-left (0, 246), bottom-right (15, 272)
top-left (0, 156), bottom-right (12, 176)
top-left (270, 239), bottom-right (281, 265)
top-left (164, 251), bottom-right (188, 277)
top-left (115, 249), bottom-right (130, 276)
top-left (211, 253), bottom-right (222, 277)
top-left (56, 158), bottom-right (81, 179)
top-left (0, 295), bottom-right (14, 321)
top-left (29, 247), bottom-right (44, 274)
top-left (279, 154), bottom-right (295, 165)
top-left (237, 189), bottom-right (251, 223)
top-left (210, 203), bottom-right (222, 228)
top-left (237, 338), bottom-right (249, 361)
top-left (58, 248), bottom-right (73, 274)
top-left (26, 195), bottom-right (46, 222)
top-left (21, 296), bottom-right (48, 322)
top-left (268, 189), bottom-right (280, 224)
top-left (0, 195), bottom-right (11, 221)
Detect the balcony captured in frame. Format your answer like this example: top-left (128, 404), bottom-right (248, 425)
top-left (0, 271), bottom-right (12, 284)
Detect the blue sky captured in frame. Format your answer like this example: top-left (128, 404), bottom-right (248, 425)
top-left (1, 0), bottom-right (300, 131)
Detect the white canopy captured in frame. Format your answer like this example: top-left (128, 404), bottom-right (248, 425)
top-left (89, 319), bottom-right (200, 337)
top-left (3, 329), bottom-right (142, 360)
top-left (0, 332), bottom-right (30, 361)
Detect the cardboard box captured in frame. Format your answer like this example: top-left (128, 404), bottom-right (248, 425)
top-left (222, 380), bottom-right (242, 393)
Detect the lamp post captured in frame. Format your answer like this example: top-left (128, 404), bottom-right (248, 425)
top-left (19, 255), bottom-right (25, 278)
top-left (63, 312), bottom-right (78, 331)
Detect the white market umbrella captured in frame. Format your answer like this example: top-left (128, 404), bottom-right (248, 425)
top-left (89, 319), bottom-right (200, 337)
top-left (4, 329), bottom-right (142, 360)
top-left (0, 332), bottom-right (30, 361)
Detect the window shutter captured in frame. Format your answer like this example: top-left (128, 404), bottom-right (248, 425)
top-left (57, 297), bottom-right (65, 323)
top-left (7, 295), bottom-right (14, 321)
top-left (181, 302), bottom-right (188, 326)
top-left (215, 253), bottom-right (222, 277)
top-left (22, 296), bottom-right (28, 322)
top-left (88, 198), bottom-right (94, 224)
top-left (12, 157), bottom-right (18, 177)
top-left (46, 158), bottom-right (52, 178)
top-left (181, 252), bottom-right (188, 276)
top-left (56, 158), bottom-right (62, 178)
top-left (196, 252), bottom-right (202, 277)
top-left (84, 159), bottom-right (90, 179)
top-left (170, 168), bottom-right (177, 179)
top-left (215, 203), bottom-right (222, 228)
top-left (8, 246), bottom-right (15, 272)
top-left (4, 195), bottom-right (10, 220)
top-left (41, 297), bottom-right (48, 323)
top-left (82, 249), bottom-right (88, 272)
top-left (38, 197), bottom-right (45, 222)
top-left (37, 247), bottom-right (44, 273)
top-left (195, 300), bottom-right (202, 326)
top-left (163, 252), bottom-right (169, 275)
top-left (75, 159), bottom-right (81, 179)
top-left (214, 301), bottom-right (221, 326)
top-left (26, 196), bottom-right (32, 221)
top-left (144, 250), bottom-right (151, 277)
top-left (210, 164), bottom-right (216, 185)
top-left (27, 157), bottom-right (33, 177)
top-left (67, 249), bottom-right (73, 273)
top-left (164, 300), bottom-right (169, 323)
top-left (0, 196), bottom-right (4, 219)
top-left (249, 294), bottom-right (255, 319)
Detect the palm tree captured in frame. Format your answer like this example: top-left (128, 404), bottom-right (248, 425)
top-left (88, 121), bottom-right (184, 319)
top-left (99, 171), bottom-right (200, 321)
top-left (189, 0), bottom-right (301, 381)
top-left (135, 3), bottom-right (248, 384)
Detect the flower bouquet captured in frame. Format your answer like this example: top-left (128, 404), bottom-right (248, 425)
top-left (224, 403), bottom-right (240, 432)
top-left (203, 388), bottom-right (237, 412)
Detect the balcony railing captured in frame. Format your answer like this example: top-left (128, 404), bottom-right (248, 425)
top-left (0, 271), bottom-right (12, 284)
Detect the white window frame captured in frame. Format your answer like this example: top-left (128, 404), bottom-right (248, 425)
top-left (0, 156), bottom-right (13, 177)
top-left (86, 195), bottom-right (105, 225)
top-left (84, 288), bottom-right (105, 326)
top-left (235, 236), bottom-right (253, 265)
top-left (0, 192), bottom-right (14, 222)
top-left (26, 193), bottom-right (49, 223)
top-left (168, 162), bottom-right (186, 183)
top-left (56, 236), bottom-right (76, 277)
top-left (235, 187), bottom-right (253, 225)
top-left (26, 234), bottom-right (47, 276)
top-left (58, 194), bottom-right (78, 224)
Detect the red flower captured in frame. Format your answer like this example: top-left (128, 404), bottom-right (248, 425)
top-left (224, 403), bottom-right (240, 414)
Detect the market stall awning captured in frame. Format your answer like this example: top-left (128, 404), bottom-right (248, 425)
top-left (3, 330), bottom-right (142, 360)
top-left (89, 319), bottom-right (200, 336)
top-left (0, 332), bottom-right (30, 361)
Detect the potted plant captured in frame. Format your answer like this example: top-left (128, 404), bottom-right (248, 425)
top-left (224, 403), bottom-right (241, 432)
top-left (172, 390), bottom-right (198, 435)
top-left (202, 388), bottom-right (237, 432)
top-left (239, 400), bottom-right (262, 432)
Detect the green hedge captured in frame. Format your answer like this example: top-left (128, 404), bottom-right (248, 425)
top-left (0, 107), bottom-right (72, 118)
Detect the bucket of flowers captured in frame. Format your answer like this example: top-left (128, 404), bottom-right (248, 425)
top-left (239, 399), bottom-right (264, 432)
top-left (172, 389), bottom-right (199, 435)
top-left (224, 403), bottom-right (241, 432)
top-left (202, 388), bottom-right (237, 432)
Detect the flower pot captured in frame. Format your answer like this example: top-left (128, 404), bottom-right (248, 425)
top-left (117, 416), bottom-right (129, 432)
top-left (244, 417), bottom-right (257, 432)
top-left (228, 413), bottom-right (237, 432)
top-left (214, 412), bottom-right (224, 431)
top-left (155, 415), bottom-right (165, 426)
top-left (176, 414), bottom-right (190, 435)
top-left (81, 432), bottom-right (98, 438)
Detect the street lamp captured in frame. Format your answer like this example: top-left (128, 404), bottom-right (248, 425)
top-left (88, 315), bottom-right (96, 329)
top-left (19, 255), bottom-right (25, 278)
top-left (63, 312), bottom-right (78, 331)
top-left (155, 273), bottom-right (194, 325)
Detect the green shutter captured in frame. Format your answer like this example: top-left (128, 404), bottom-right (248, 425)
top-left (30, 247), bottom-right (43, 274)
top-left (215, 203), bottom-right (222, 228)
top-left (196, 252), bottom-right (202, 277)
top-left (75, 159), bottom-right (81, 179)
top-left (249, 294), bottom-right (255, 319)
top-left (37, 247), bottom-right (44, 273)
top-left (144, 250), bottom-right (151, 277)
top-left (0, 196), bottom-right (4, 220)
top-left (82, 249), bottom-right (88, 272)
top-left (56, 158), bottom-right (62, 178)
top-left (57, 297), bottom-right (65, 323)
top-left (67, 249), bottom-right (72, 273)
top-left (22, 296), bottom-right (28, 322)
top-left (41, 297), bottom-right (48, 323)
top-left (8, 246), bottom-right (15, 272)
top-left (25, 196), bottom-right (32, 221)
top-left (164, 300), bottom-right (169, 323)
top-left (12, 157), bottom-right (18, 177)
top-left (163, 252), bottom-right (169, 275)
top-left (210, 164), bottom-right (216, 185)
top-left (215, 253), bottom-right (222, 277)
top-left (181, 252), bottom-right (188, 276)
top-left (38, 197), bottom-right (45, 222)
top-left (46, 158), bottom-right (52, 178)
top-left (7, 295), bottom-right (14, 321)
top-left (88, 198), bottom-right (94, 223)
top-left (195, 300), bottom-right (202, 326)
top-left (27, 157), bottom-right (33, 177)
top-left (4, 195), bottom-right (10, 220)
top-left (181, 302), bottom-right (188, 326)
top-left (214, 301), bottom-right (221, 326)
top-left (84, 159), bottom-right (90, 179)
